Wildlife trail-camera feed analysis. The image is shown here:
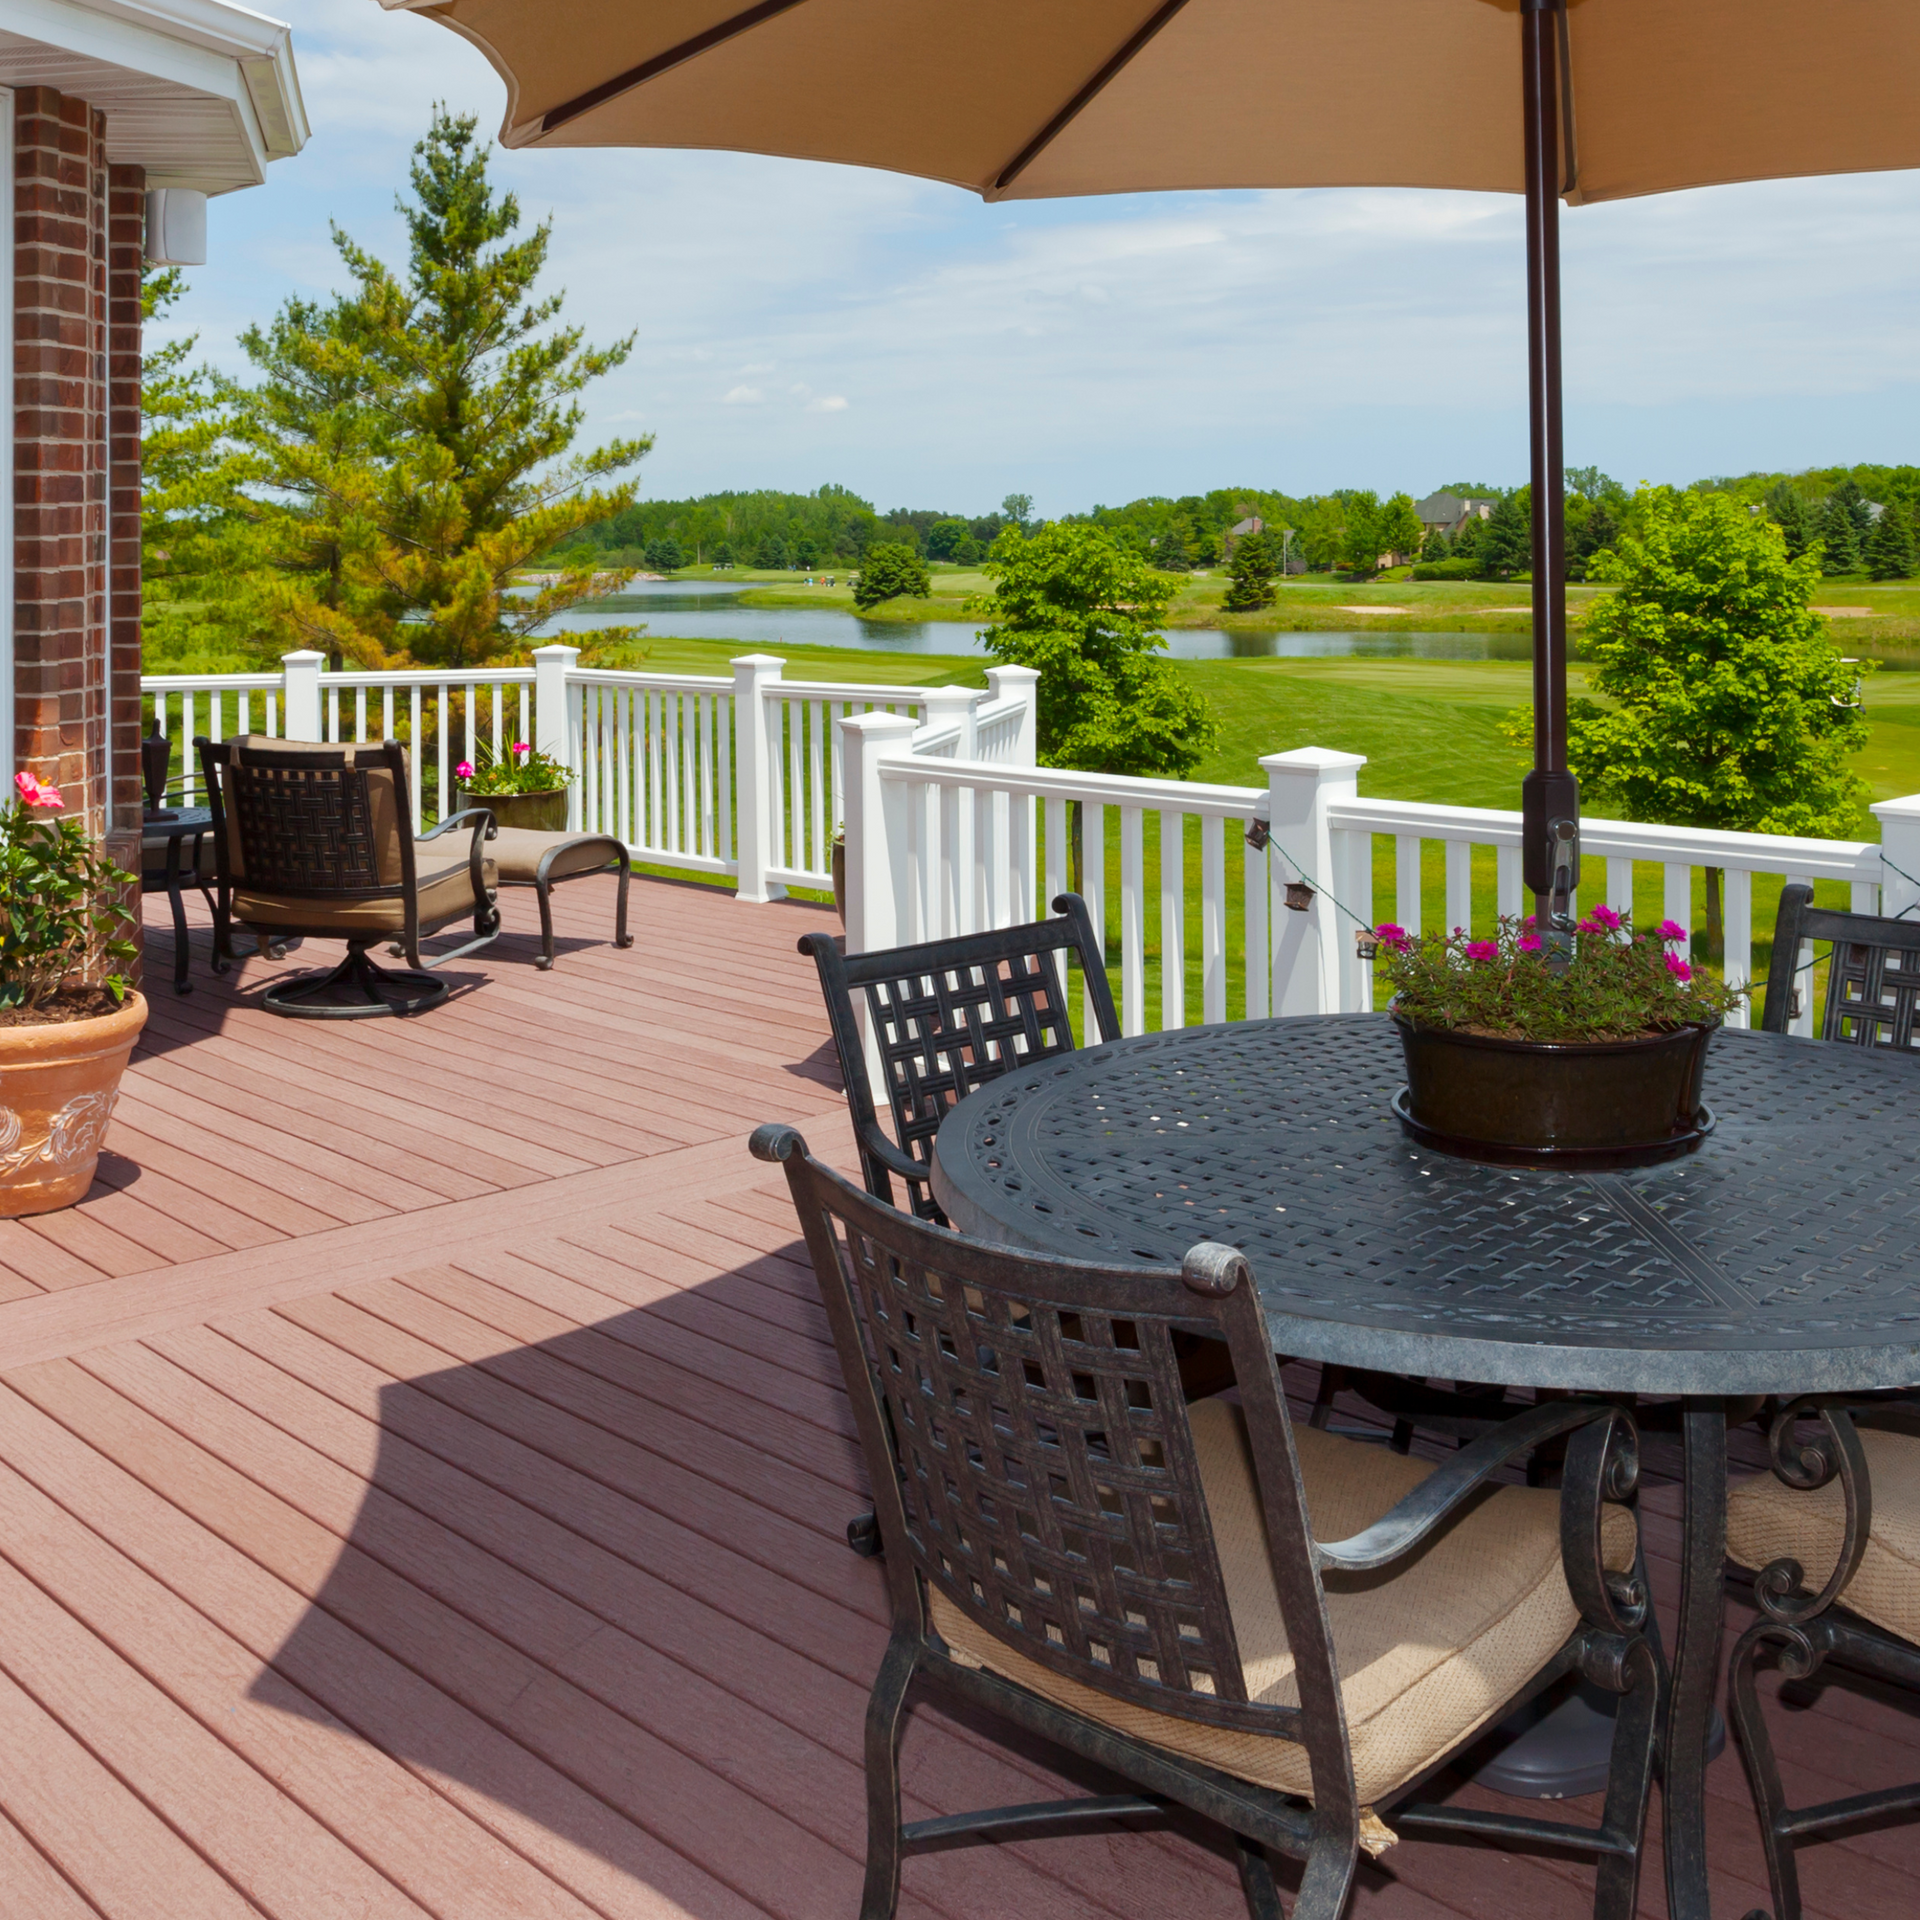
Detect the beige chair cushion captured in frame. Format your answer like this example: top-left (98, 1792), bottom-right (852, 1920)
top-left (236, 849), bottom-right (495, 936)
top-left (485, 827), bottom-right (622, 885)
top-left (222, 737), bottom-right (406, 888)
top-left (931, 1399), bottom-right (1637, 1806)
top-left (1727, 1427), bottom-right (1920, 1648)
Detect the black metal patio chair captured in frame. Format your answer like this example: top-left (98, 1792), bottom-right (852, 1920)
top-left (1727, 1396), bottom-right (1920, 1920)
top-left (753, 1123), bottom-right (1661, 1920)
top-left (1761, 883), bottom-right (1920, 1046)
top-left (199, 736), bottom-right (499, 1019)
top-left (798, 892), bottom-right (1118, 1225)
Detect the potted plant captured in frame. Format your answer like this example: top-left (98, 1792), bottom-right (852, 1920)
top-left (831, 821), bottom-right (846, 921)
top-left (1374, 906), bottom-right (1745, 1167)
top-left (452, 738), bottom-right (576, 833)
top-left (0, 772), bottom-right (144, 1216)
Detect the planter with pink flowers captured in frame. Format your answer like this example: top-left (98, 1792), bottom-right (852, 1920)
top-left (1373, 907), bottom-right (1745, 1169)
top-left (449, 738), bottom-right (575, 834)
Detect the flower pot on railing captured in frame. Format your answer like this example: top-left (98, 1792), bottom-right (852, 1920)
top-left (0, 770), bottom-right (144, 1215)
top-left (1375, 906), bottom-right (1740, 1170)
top-left (453, 786), bottom-right (568, 833)
top-left (831, 840), bottom-right (846, 920)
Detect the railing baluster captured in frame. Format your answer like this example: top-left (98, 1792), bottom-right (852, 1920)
top-left (702, 693), bottom-right (718, 860)
top-left (1663, 862), bottom-right (1692, 941)
top-left (435, 684), bottom-right (449, 827)
top-left (1724, 867), bottom-right (1753, 1028)
top-left (1201, 814), bottom-right (1226, 1024)
top-left (1444, 839), bottom-right (1472, 935)
top-left (382, 686), bottom-right (394, 745)
top-left (786, 698), bottom-right (804, 872)
top-left (1244, 818), bottom-right (1268, 1019)
top-left (1396, 833), bottom-right (1421, 935)
top-left (1786, 869), bottom-right (1816, 1035)
top-left (1083, 800), bottom-right (1107, 1037)
top-left (409, 687), bottom-right (422, 830)
top-left (354, 686), bottom-right (367, 743)
top-left (808, 700), bottom-right (826, 875)
top-left (183, 693), bottom-right (197, 802)
top-left (1120, 805), bottom-right (1145, 1036)
top-left (1607, 856), bottom-right (1634, 918)
top-left (718, 692), bottom-right (733, 867)
top-left (1160, 810), bottom-right (1185, 1031)
top-left (1044, 795), bottom-right (1066, 911)
top-left (1496, 842), bottom-right (1523, 920)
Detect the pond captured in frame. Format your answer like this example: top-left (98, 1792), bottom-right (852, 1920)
top-left (531, 578), bottom-right (1531, 663)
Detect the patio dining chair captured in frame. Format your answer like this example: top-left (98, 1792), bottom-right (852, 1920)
top-left (798, 892), bottom-right (1117, 1225)
top-left (753, 1124), bottom-right (1660, 1920)
top-left (1726, 1395), bottom-right (1920, 1920)
top-left (1762, 883), bottom-right (1920, 1046)
top-left (198, 736), bottom-right (499, 1019)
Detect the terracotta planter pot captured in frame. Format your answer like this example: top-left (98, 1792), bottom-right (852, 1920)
top-left (831, 843), bottom-right (846, 920)
top-left (1391, 1011), bottom-right (1715, 1169)
top-left (0, 993), bottom-right (146, 1217)
top-left (453, 787), bottom-right (569, 833)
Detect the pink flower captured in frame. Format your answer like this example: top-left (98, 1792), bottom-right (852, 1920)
top-left (1656, 919), bottom-right (1689, 944)
top-left (1665, 953), bottom-right (1693, 983)
top-left (1587, 903), bottom-right (1624, 931)
top-left (1518, 930), bottom-right (1543, 953)
top-left (1465, 939), bottom-right (1500, 963)
top-left (512, 741), bottom-right (531, 758)
top-left (1373, 923), bottom-right (1409, 951)
top-left (14, 771), bottom-right (62, 809)
top-left (454, 760), bottom-right (474, 781)
top-left (1522, 914), bottom-right (1538, 930)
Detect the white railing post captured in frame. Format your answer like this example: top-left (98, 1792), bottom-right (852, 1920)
top-left (840, 711), bottom-right (918, 958)
top-left (1262, 748), bottom-right (1367, 1016)
top-left (281, 651), bottom-right (324, 742)
top-left (731, 654), bottom-right (786, 903)
top-left (531, 644), bottom-right (581, 827)
top-left (1873, 794), bottom-right (1920, 916)
top-left (988, 665), bottom-right (1040, 918)
top-left (985, 665), bottom-right (1040, 764)
top-left (920, 685), bottom-right (979, 753)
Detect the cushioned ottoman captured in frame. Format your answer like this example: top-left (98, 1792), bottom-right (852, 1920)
top-left (483, 828), bottom-right (633, 970)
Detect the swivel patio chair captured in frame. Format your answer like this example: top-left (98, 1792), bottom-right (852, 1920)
top-left (1761, 882), bottom-right (1920, 1046)
top-left (198, 736), bottom-right (499, 1019)
top-left (1727, 1396), bottom-right (1920, 1920)
top-left (753, 1124), bottom-right (1660, 1920)
top-left (798, 892), bottom-right (1117, 1225)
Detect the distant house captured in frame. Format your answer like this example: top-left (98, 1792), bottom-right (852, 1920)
top-left (1224, 515), bottom-right (1263, 554)
top-left (1415, 492), bottom-right (1496, 540)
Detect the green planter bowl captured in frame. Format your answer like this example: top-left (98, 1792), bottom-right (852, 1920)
top-left (453, 787), bottom-right (569, 833)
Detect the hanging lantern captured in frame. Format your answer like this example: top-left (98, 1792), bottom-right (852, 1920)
top-left (1284, 879), bottom-right (1315, 913)
top-left (1354, 928), bottom-right (1380, 961)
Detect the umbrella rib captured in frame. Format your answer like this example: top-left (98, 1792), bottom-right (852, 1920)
top-left (539, 0), bottom-right (815, 136)
top-left (989, 0), bottom-right (1194, 199)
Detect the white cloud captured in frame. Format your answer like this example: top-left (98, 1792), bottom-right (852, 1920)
top-left (168, 1), bottom-right (1920, 516)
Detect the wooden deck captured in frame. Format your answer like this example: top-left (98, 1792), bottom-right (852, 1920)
top-left (0, 873), bottom-right (1907, 1917)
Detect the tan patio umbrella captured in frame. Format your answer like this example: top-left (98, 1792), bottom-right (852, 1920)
top-left (389, 0), bottom-right (1920, 935)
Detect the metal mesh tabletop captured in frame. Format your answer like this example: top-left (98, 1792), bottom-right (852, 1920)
top-left (931, 1014), bottom-right (1920, 1395)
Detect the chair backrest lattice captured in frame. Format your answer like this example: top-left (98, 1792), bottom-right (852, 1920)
top-left (776, 1135), bottom-right (1308, 1739)
top-left (201, 737), bottom-right (410, 900)
top-left (801, 894), bottom-right (1120, 1221)
top-left (1765, 883), bottom-right (1920, 1049)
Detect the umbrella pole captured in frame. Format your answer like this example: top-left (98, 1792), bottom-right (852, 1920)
top-left (1519, 0), bottom-right (1579, 958)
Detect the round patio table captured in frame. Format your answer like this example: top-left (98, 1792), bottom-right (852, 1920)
top-left (930, 1012), bottom-right (1920, 1920)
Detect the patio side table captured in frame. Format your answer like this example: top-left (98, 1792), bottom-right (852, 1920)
top-left (930, 1012), bottom-right (1920, 1920)
top-left (140, 807), bottom-right (225, 995)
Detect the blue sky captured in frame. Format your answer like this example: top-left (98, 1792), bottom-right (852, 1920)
top-left (174, 0), bottom-right (1920, 519)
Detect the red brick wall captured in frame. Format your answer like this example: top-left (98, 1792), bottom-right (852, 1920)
top-left (107, 163), bottom-right (144, 837)
top-left (12, 86), bottom-right (120, 841)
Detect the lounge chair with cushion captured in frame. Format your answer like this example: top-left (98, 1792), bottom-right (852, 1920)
top-left (198, 735), bottom-right (498, 1018)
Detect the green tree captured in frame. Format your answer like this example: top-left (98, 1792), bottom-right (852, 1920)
top-left (232, 108), bottom-right (649, 669)
top-left (925, 517), bottom-right (972, 561)
top-left (852, 541), bottom-right (930, 608)
top-left (643, 535), bottom-right (685, 573)
top-left (1338, 492), bottom-right (1383, 574)
top-left (975, 523), bottom-right (1217, 786)
top-left (1377, 491), bottom-right (1424, 564)
top-left (1868, 505), bottom-right (1918, 581)
top-left (1000, 492), bottom-right (1033, 530)
top-left (1816, 490), bottom-right (1863, 574)
top-left (1480, 489), bottom-right (1531, 578)
top-left (1557, 487), bottom-right (1869, 958)
top-left (1222, 532), bottom-right (1277, 611)
top-left (1764, 480), bottom-right (1818, 561)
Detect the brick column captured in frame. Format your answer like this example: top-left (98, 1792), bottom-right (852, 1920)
top-left (107, 163), bottom-right (143, 839)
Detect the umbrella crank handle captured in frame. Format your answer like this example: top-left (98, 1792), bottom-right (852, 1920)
top-left (1543, 818), bottom-right (1580, 970)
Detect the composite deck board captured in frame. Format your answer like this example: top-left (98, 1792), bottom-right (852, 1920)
top-left (0, 875), bottom-right (1899, 1916)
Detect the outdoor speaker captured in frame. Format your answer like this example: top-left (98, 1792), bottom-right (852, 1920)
top-left (144, 189), bottom-right (207, 267)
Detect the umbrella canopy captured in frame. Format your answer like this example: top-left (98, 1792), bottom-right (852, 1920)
top-left (391, 0), bottom-right (1920, 932)
top-left (399, 0), bottom-right (1920, 204)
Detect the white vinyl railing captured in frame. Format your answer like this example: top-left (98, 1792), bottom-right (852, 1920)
top-left (139, 646), bottom-right (1037, 903)
top-left (841, 722), bottom-right (1920, 1041)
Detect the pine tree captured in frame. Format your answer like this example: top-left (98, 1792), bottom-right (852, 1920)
top-left (232, 107), bottom-right (650, 669)
top-left (1867, 505), bottom-right (1918, 580)
top-left (1764, 480), bottom-right (1817, 560)
top-left (852, 542), bottom-right (930, 608)
top-left (1817, 491), bottom-right (1863, 574)
top-left (1481, 490), bottom-right (1532, 578)
top-left (1223, 532), bottom-right (1277, 610)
